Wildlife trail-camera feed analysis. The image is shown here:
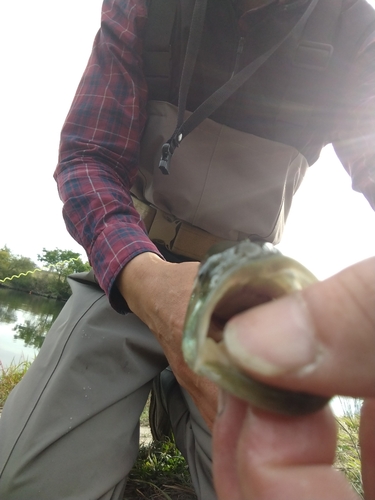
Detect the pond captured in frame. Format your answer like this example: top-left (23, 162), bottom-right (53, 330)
top-left (0, 287), bottom-right (64, 367)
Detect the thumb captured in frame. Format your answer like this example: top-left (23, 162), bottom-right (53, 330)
top-left (222, 257), bottom-right (375, 399)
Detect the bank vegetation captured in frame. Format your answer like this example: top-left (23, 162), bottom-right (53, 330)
top-left (0, 246), bottom-right (90, 301)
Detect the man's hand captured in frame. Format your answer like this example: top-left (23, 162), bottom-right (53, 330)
top-left (212, 256), bottom-right (375, 500)
top-left (117, 252), bottom-right (218, 429)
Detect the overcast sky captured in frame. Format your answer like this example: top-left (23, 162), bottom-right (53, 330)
top-left (1, 0), bottom-right (374, 281)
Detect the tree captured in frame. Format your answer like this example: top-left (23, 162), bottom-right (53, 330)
top-left (37, 248), bottom-right (91, 300)
top-left (0, 246), bottom-right (14, 279)
top-left (0, 247), bottom-right (36, 289)
top-left (1, 246), bottom-right (91, 300)
top-left (37, 248), bottom-right (90, 281)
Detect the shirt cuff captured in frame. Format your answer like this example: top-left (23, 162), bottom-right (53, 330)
top-left (90, 224), bottom-right (163, 313)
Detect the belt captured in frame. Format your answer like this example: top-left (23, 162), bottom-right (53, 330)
top-left (131, 195), bottom-right (224, 261)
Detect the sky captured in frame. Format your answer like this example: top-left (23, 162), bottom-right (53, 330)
top-left (1, 0), bottom-right (374, 281)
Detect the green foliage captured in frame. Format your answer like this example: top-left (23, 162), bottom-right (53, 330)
top-left (126, 439), bottom-right (197, 500)
top-left (36, 248), bottom-right (91, 300)
top-left (0, 246), bottom-right (14, 278)
top-left (0, 246), bottom-right (91, 301)
top-left (140, 395), bottom-right (151, 427)
top-left (0, 246), bottom-right (36, 285)
top-left (37, 248), bottom-right (90, 278)
top-left (335, 398), bottom-right (363, 499)
top-left (0, 359), bottom-right (32, 407)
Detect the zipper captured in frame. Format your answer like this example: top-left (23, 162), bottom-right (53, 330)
top-left (231, 36), bottom-right (245, 78)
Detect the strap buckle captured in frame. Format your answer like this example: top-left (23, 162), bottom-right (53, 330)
top-left (293, 41), bottom-right (333, 71)
top-left (159, 142), bottom-right (173, 175)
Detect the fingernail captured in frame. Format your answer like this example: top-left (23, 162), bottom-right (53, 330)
top-left (223, 294), bottom-right (321, 377)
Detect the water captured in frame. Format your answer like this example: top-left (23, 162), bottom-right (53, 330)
top-left (0, 287), bottom-right (64, 367)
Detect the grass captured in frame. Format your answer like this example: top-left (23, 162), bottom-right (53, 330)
top-left (125, 439), bottom-right (197, 500)
top-left (0, 362), bottom-right (363, 499)
top-left (140, 396), bottom-right (151, 427)
top-left (130, 397), bottom-right (196, 499)
top-left (0, 359), bottom-right (31, 408)
top-left (335, 398), bottom-right (363, 499)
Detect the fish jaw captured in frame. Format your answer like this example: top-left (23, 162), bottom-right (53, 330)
top-left (182, 240), bottom-right (330, 415)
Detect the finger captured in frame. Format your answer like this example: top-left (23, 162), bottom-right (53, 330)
top-left (213, 393), bottom-right (247, 500)
top-left (222, 257), bottom-right (375, 398)
top-left (171, 361), bottom-right (218, 430)
top-left (189, 375), bottom-right (218, 430)
top-left (235, 405), bottom-right (359, 500)
top-left (360, 398), bottom-right (375, 500)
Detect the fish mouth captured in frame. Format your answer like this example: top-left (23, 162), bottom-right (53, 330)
top-left (190, 269), bottom-right (288, 383)
top-left (208, 284), bottom-right (273, 343)
top-left (182, 240), bottom-right (330, 415)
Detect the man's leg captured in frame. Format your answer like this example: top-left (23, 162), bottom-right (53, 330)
top-left (0, 274), bottom-right (168, 500)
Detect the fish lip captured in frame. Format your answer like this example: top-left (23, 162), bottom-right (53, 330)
top-left (198, 240), bottom-right (279, 286)
top-left (183, 241), bottom-right (280, 370)
top-left (182, 240), bottom-right (326, 415)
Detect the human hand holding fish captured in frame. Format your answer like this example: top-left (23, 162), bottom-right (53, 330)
top-left (197, 249), bottom-right (375, 500)
top-left (117, 251), bottom-right (218, 430)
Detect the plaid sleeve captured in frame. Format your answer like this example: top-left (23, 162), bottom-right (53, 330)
top-left (333, 31), bottom-right (375, 211)
top-left (54, 0), bottom-right (162, 312)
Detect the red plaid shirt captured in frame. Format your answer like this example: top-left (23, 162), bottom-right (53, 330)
top-left (55, 0), bottom-right (375, 312)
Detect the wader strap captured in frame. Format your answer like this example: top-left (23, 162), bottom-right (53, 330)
top-left (159, 0), bottom-right (320, 175)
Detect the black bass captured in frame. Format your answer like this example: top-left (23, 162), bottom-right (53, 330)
top-left (182, 240), bottom-right (330, 416)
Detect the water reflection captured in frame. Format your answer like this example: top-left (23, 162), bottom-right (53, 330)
top-left (0, 287), bottom-right (64, 366)
top-left (13, 317), bottom-right (55, 349)
top-left (0, 304), bottom-right (17, 324)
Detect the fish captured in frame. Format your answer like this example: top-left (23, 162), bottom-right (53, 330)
top-left (182, 239), bottom-right (330, 416)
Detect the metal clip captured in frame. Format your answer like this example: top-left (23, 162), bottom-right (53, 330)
top-left (159, 143), bottom-right (172, 175)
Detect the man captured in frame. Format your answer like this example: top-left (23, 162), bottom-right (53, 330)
top-left (0, 0), bottom-right (374, 499)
